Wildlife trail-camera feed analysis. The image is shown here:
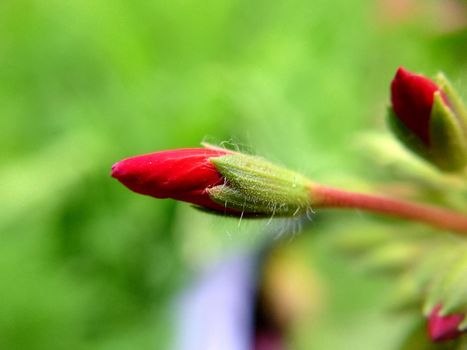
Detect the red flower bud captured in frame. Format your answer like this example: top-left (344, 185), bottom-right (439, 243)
top-left (427, 304), bottom-right (465, 342)
top-left (390, 67), bottom-right (447, 145)
top-left (112, 146), bottom-right (314, 217)
top-left (111, 148), bottom-right (233, 212)
top-left (389, 67), bottom-right (467, 171)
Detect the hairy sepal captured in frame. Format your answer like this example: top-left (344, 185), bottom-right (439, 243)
top-left (208, 154), bottom-right (313, 217)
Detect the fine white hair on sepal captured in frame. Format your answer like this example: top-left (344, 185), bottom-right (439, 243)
top-left (267, 216), bottom-right (310, 241)
top-left (209, 153), bottom-right (314, 217)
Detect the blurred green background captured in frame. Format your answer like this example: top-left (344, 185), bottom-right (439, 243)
top-left (1, 0), bottom-right (466, 349)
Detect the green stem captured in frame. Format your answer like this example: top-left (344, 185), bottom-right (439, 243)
top-left (312, 185), bottom-right (467, 234)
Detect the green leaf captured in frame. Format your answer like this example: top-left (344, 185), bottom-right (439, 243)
top-left (424, 242), bottom-right (467, 319)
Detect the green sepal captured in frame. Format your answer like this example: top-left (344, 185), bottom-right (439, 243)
top-left (436, 73), bottom-right (467, 133)
top-left (207, 185), bottom-right (290, 216)
top-left (429, 92), bottom-right (467, 172)
top-left (208, 153), bottom-right (313, 217)
top-left (386, 107), bottom-right (432, 162)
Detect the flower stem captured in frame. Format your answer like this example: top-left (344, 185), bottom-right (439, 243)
top-left (312, 185), bottom-right (467, 234)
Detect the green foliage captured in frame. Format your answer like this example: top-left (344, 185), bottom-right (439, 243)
top-left (1, 0), bottom-right (466, 349)
top-left (340, 126), bottom-right (467, 348)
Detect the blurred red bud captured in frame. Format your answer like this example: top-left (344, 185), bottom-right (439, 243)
top-left (427, 304), bottom-right (465, 342)
top-left (389, 67), bottom-right (467, 171)
top-left (390, 67), bottom-right (447, 145)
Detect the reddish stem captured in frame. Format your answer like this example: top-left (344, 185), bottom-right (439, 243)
top-left (312, 185), bottom-right (467, 234)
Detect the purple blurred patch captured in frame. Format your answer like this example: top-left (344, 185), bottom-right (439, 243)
top-left (175, 254), bottom-right (259, 350)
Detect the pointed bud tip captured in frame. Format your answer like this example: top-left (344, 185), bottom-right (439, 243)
top-left (111, 161), bottom-right (122, 179)
top-left (111, 160), bottom-right (132, 180)
top-left (394, 66), bottom-right (410, 80)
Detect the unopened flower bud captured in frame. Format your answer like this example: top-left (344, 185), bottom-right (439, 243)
top-left (111, 147), bottom-right (314, 217)
top-left (388, 67), bottom-right (467, 171)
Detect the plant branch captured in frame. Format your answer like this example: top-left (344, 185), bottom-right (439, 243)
top-left (312, 185), bottom-right (467, 234)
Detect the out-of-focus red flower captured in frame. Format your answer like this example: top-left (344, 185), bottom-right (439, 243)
top-left (390, 67), bottom-right (447, 145)
top-left (389, 66), bottom-right (467, 171)
top-left (111, 147), bottom-right (234, 212)
top-left (427, 304), bottom-right (465, 342)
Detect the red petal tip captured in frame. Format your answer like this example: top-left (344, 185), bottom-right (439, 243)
top-left (111, 161), bottom-right (124, 179)
top-left (394, 66), bottom-right (410, 78)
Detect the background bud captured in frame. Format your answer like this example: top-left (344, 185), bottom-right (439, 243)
top-left (388, 67), bottom-right (467, 172)
top-left (390, 67), bottom-right (440, 145)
